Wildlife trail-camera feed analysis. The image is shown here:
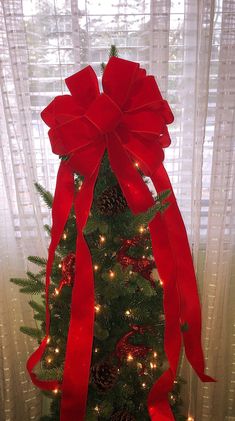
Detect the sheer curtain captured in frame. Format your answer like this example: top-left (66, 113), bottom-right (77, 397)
top-left (0, 0), bottom-right (234, 420)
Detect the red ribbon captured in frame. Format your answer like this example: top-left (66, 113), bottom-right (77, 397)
top-left (27, 57), bottom-right (215, 421)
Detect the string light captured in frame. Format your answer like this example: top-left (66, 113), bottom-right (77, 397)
top-left (95, 304), bottom-right (101, 313)
top-left (139, 226), bottom-right (145, 234)
top-left (53, 388), bottom-right (59, 394)
top-left (125, 309), bottom-right (131, 316)
top-left (127, 353), bottom-right (133, 362)
top-left (58, 263), bottom-right (62, 268)
top-left (99, 235), bottom-right (106, 243)
top-left (187, 418), bottom-right (194, 421)
top-left (78, 181), bottom-right (83, 191)
top-left (129, 270), bottom-right (133, 275)
top-left (137, 362), bottom-right (143, 369)
top-left (159, 279), bottom-right (164, 286)
top-left (62, 233), bottom-right (67, 240)
top-left (94, 348), bottom-right (99, 353)
top-left (94, 405), bottom-right (99, 413)
top-left (46, 356), bottom-right (52, 364)
top-left (55, 347), bottom-right (60, 354)
top-left (46, 337), bottom-right (51, 344)
top-left (94, 264), bottom-right (99, 271)
top-left (134, 162), bottom-right (139, 168)
top-left (142, 255), bottom-right (146, 259)
top-left (109, 270), bottom-right (115, 279)
top-left (142, 382), bottom-right (146, 389)
top-left (153, 351), bottom-right (157, 358)
top-left (54, 288), bottom-right (60, 296)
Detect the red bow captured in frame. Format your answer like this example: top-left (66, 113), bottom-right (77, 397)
top-left (27, 57), bottom-right (215, 421)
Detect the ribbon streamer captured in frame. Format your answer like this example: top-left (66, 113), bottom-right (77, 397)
top-left (27, 57), bottom-right (215, 421)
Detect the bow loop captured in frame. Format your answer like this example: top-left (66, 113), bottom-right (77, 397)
top-left (85, 93), bottom-right (122, 134)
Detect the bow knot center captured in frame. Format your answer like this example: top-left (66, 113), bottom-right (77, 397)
top-left (85, 93), bottom-right (122, 134)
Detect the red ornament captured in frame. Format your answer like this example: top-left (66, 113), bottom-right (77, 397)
top-left (55, 253), bottom-right (76, 294)
top-left (117, 236), bottom-right (156, 289)
top-left (115, 324), bottom-right (152, 375)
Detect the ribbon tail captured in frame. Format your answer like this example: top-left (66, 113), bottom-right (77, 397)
top-left (148, 211), bottom-right (181, 421)
top-left (152, 164), bottom-right (215, 382)
top-left (60, 155), bottom-right (103, 421)
top-left (148, 163), bottom-right (215, 419)
top-left (27, 162), bottom-right (75, 390)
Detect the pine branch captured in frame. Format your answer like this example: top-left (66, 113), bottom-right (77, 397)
top-left (10, 278), bottom-right (31, 287)
top-left (36, 367), bottom-right (63, 382)
top-left (101, 45), bottom-right (118, 74)
top-left (44, 224), bottom-right (51, 236)
top-left (109, 45), bottom-right (118, 57)
top-left (20, 326), bottom-right (42, 339)
top-left (29, 300), bottom-right (45, 314)
top-left (10, 276), bottom-right (45, 294)
top-left (19, 284), bottom-right (45, 294)
top-left (28, 256), bottom-right (47, 267)
top-left (34, 182), bottom-right (54, 209)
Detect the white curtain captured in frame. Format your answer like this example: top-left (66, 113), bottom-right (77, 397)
top-left (0, 0), bottom-right (234, 420)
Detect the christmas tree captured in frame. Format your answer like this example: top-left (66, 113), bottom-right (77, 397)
top-left (10, 47), bottom-right (188, 421)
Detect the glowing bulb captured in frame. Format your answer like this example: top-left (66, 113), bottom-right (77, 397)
top-left (54, 288), bottom-right (59, 296)
top-left (99, 235), bottom-right (106, 243)
top-left (55, 348), bottom-right (59, 354)
top-left (46, 337), bottom-right (51, 344)
top-left (142, 382), bottom-right (146, 388)
top-left (62, 233), bottom-right (67, 240)
top-left (137, 362), bottom-right (143, 369)
top-left (94, 348), bottom-right (99, 353)
top-left (94, 264), bottom-right (99, 271)
top-left (95, 304), bottom-right (101, 313)
top-left (139, 226), bottom-right (145, 233)
top-left (129, 270), bottom-right (133, 275)
top-left (109, 270), bottom-right (115, 279)
top-left (153, 351), bottom-right (157, 358)
top-left (58, 263), bottom-right (62, 268)
top-left (134, 162), bottom-right (139, 168)
top-left (159, 279), bottom-right (164, 286)
top-left (46, 356), bottom-right (52, 364)
top-left (127, 354), bottom-right (133, 361)
top-left (187, 418), bottom-right (194, 421)
top-left (150, 362), bottom-right (154, 369)
top-left (125, 310), bottom-right (131, 316)
top-left (142, 255), bottom-right (146, 259)
top-left (94, 405), bottom-right (99, 412)
top-left (53, 388), bottom-right (59, 394)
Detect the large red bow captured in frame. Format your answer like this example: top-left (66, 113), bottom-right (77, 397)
top-left (27, 57), bottom-right (215, 421)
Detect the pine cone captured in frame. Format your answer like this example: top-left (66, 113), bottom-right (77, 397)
top-left (91, 361), bottom-right (118, 392)
top-left (96, 185), bottom-right (127, 216)
top-left (110, 410), bottom-right (136, 421)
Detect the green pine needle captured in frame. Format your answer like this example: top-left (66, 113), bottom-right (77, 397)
top-left (28, 256), bottom-right (47, 267)
top-left (34, 182), bottom-right (54, 209)
top-left (10, 278), bottom-right (31, 287)
top-left (29, 300), bottom-right (45, 313)
top-left (109, 45), bottom-right (118, 57)
top-left (44, 224), bottom-right (51, 237)
top-left (20, 326), bottom-right (42, 339)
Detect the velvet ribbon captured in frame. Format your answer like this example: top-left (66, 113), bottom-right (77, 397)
top-left (27, 57), bottom-right (215, 421)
